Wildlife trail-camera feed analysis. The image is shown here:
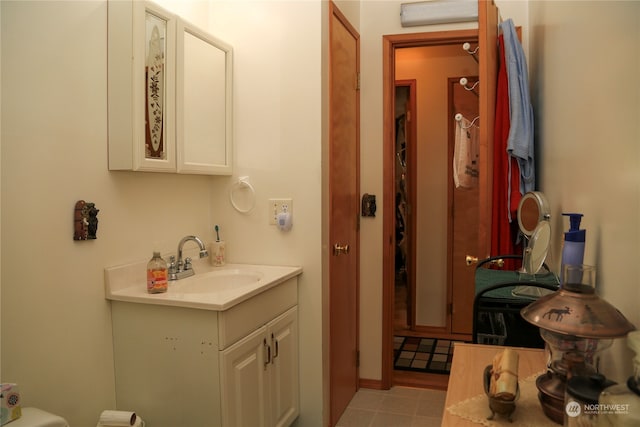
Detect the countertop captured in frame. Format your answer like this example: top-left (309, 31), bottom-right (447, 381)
top-left (104, 256), bottom-right (302, 311)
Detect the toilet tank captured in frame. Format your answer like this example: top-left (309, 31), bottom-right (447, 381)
top-left (9, 408), bottom-right (69, 427)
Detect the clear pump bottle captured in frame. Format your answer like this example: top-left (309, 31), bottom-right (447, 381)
top-left (597, 331), bottom-right (640, 426)
top-left (561, 213), bottom-right (585, 283)
top-left (146, 251), bottom-right (168, 294)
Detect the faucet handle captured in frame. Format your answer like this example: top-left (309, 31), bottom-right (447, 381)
top-left (184, 257), bottom-right (193, 271)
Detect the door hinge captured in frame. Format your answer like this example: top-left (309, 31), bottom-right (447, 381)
top-left (356, 72), bottom-right (361, 91)
top-left (448, 303), bottom-right (454, 315)
top-left (356, 350), bottom-right (360, 367)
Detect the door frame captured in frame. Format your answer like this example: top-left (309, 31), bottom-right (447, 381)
top-left (381, 29), bottom-right (480, 389)
top-left (382, 0), bottom-right (498, 390)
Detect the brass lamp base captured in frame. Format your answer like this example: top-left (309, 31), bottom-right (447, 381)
top-left (535, 371), bottom-right (565, 424)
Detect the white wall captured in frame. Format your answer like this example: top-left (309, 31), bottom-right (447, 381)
top-left (0, 0), bottom-right (3, 378)
top-left (528, 0), bottom-right (640, 382)
top-left (1, 1), bottom-right (323, 426)
top-left (3, 0), bottom-right (637, 424)
top-left (1, 1), bottom-right (214, 424)
top-left (205, 2), bottom-right (324, 425)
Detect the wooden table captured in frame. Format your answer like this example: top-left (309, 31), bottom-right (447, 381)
top-left (441, 343), bottom-right (546, 426)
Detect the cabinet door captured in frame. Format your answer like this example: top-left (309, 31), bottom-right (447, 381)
top-left (269, 307), bottom-right (299, 427)
top-left (108, 0), bottom-right (176, 172)
top-left (176, 19), bottom-right (233, 175)
top-left (221, 325), bottom-right (269, 427)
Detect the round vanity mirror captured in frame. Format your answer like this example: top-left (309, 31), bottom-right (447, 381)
top-left (523, 220), bottom-right (551, 274)
top-left (517, 191), bottom-right (550, 237)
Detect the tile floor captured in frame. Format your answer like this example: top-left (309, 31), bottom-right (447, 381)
top-left (336, 386), bottom-right (446, 427)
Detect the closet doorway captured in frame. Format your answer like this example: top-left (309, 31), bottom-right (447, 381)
top-left (392, 42), bottom-right (479, 338)
top-left (381, 6), bottom-right (500, 386)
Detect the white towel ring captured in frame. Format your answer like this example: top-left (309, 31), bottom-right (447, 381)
top-left (229, 176), bottom-right (256, 214)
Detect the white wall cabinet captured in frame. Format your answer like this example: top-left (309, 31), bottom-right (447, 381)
top-left (107, 0), bottom-right (233, 175)
top-left (111, 277), bottom-right (299, 427)
top-left (221, 307), bottom-right (299, 427)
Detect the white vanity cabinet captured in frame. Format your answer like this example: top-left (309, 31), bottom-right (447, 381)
top-left (221, 307), bottom-right (299, 427)
top-left (110, 276), bottom-right (299, 427)
top-left (107, 0), bottom-right (233, 175)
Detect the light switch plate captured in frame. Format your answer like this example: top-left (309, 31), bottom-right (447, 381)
top-left (268, 198), bottom-right (293, 225)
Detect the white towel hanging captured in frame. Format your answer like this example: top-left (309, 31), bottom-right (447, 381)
top-left (453, 115), bottom-right (480, 189)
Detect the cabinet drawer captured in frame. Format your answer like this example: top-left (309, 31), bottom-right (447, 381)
top-left (218, 277), bottom-right (297, 349)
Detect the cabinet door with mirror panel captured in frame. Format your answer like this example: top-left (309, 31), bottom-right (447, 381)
top-left (108, 0), bottom-right (232, 175)
top-left (177, 20), bottom-right (232, 174)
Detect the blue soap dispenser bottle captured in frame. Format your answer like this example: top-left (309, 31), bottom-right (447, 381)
top-left (560, 213), bottom-right (585, 284)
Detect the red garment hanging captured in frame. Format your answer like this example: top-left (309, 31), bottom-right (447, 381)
top-left (491, 34), bottom-right (522, 265)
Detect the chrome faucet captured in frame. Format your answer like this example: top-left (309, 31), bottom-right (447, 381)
top-left (168, 235), bottom-right (209, 280)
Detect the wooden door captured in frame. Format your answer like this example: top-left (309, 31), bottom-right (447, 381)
top-left (449, 77), bottom-right (481, 334)
top-left (328, 2), bottom-right (360, 425)
top-left (448, 0), bottom-right (499, 335)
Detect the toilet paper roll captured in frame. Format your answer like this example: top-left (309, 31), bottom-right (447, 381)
top-left (98, 410), bottom-right (136, 426)
top-left (489, 348), bottom-right (519, 400)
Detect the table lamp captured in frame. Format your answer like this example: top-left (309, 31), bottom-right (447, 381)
top-left (520, 265), bottom-right (636, 424)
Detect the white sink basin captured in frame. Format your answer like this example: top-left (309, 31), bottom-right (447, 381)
top-left (173, 269), bottom-right (263, 294)
top-left (105, 261), bottom-right (302, 311)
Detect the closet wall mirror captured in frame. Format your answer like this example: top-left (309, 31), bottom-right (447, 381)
top-left (108, 0), bottom-right (233, 175)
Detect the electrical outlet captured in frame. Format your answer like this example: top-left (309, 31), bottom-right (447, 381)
top-left (268, 198), bottom-right (293, 225)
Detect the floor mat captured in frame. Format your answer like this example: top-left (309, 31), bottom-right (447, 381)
top-left (393, 336), bottom-right (462, 375)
